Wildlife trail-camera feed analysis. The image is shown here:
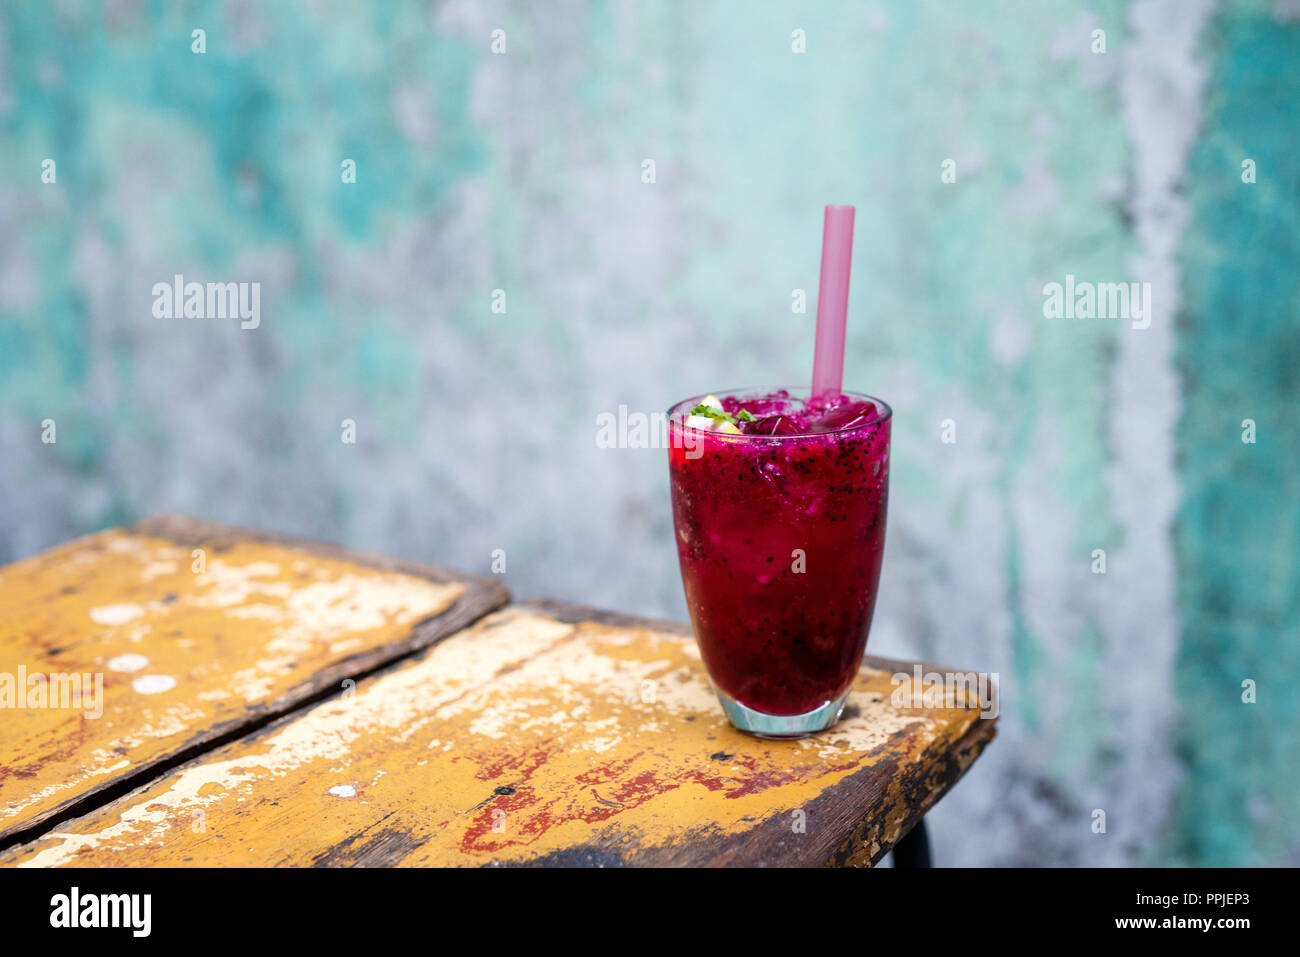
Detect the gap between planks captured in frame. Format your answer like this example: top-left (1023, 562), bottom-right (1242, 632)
top-left (0, 515), bottom-right (509, 854)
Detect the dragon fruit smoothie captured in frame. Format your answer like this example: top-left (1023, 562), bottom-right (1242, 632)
top-left (667, 388), bottom-right (891, 736)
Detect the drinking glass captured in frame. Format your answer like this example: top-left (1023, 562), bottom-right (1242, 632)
top-left (667, 387), bottom-right (891, 738)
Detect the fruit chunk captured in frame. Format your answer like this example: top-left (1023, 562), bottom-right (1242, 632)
top-left (684, 413), bottom-right (742, 434)
top-left (684, 394), bottom-right (742, 434)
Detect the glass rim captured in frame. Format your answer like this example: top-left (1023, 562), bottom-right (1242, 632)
top-left (666, 386), bottom-right (892, 440)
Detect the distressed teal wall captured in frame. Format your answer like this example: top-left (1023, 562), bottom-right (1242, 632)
top-left (0, 1), bottom-right (1295, 865)
top-left (1175, 3), bottom-right (1300, 866)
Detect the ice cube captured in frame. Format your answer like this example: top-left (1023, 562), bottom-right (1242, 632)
top-left (807, 401), bottom-right (877, 434)
top-left (742, 414), bottom-right (801, 436)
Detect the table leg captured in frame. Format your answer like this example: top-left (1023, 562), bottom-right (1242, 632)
top-left (892, 818), bottom-right (932, 868)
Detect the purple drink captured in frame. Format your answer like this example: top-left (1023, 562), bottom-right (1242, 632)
top-left (668, 388), bottom-right (891, 737)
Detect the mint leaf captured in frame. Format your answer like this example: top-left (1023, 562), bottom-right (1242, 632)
top-left (689, 403), bottom-right (735, 424)
top-left (688, 404), bottom-right (756, 426)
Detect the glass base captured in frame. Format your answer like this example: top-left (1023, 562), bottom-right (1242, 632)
top-left (714, 687), bottom-right (850, 739)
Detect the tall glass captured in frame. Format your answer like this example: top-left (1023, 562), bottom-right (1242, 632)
top-left (667, 388), bottom-right (891, 738)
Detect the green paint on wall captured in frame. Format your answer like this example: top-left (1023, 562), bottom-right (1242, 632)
top-left (1175, 8), bottom-right (1300, 866)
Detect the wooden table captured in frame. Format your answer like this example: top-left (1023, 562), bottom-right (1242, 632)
top-left (0, 517), bottom-right (995, 867)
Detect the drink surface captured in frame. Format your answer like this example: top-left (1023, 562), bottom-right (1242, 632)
top-left (668, 388), bottom-right (891, 716)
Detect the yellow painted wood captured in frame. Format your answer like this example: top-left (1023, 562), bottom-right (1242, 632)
top-left (2, 605), bottom-right (993, 867)
top-left (0, 527), bottom-right (465, 839)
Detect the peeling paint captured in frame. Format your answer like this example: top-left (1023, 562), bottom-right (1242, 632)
top-left (106, 653), bottom-right (149, 672)
top-left (131, 675), bottom-right (176, 695)
top-left (89, 604), bottom-right (145, 626)
top-left (0, 528), bottom-right (467, 837)
top-left (4, 607), bottom-right (988, 868)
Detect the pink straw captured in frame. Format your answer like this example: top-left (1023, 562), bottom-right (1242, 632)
top-left (810, 204), bottom-right (855, 400)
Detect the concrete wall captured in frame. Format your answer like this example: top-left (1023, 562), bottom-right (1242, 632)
top-left (1, 0), bottom-right (1295, 865)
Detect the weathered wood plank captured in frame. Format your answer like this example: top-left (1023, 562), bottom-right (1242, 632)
top-left (0, 516), bottom-right (509, 847)
top-left (1, 602), bottom-right (995, 867)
